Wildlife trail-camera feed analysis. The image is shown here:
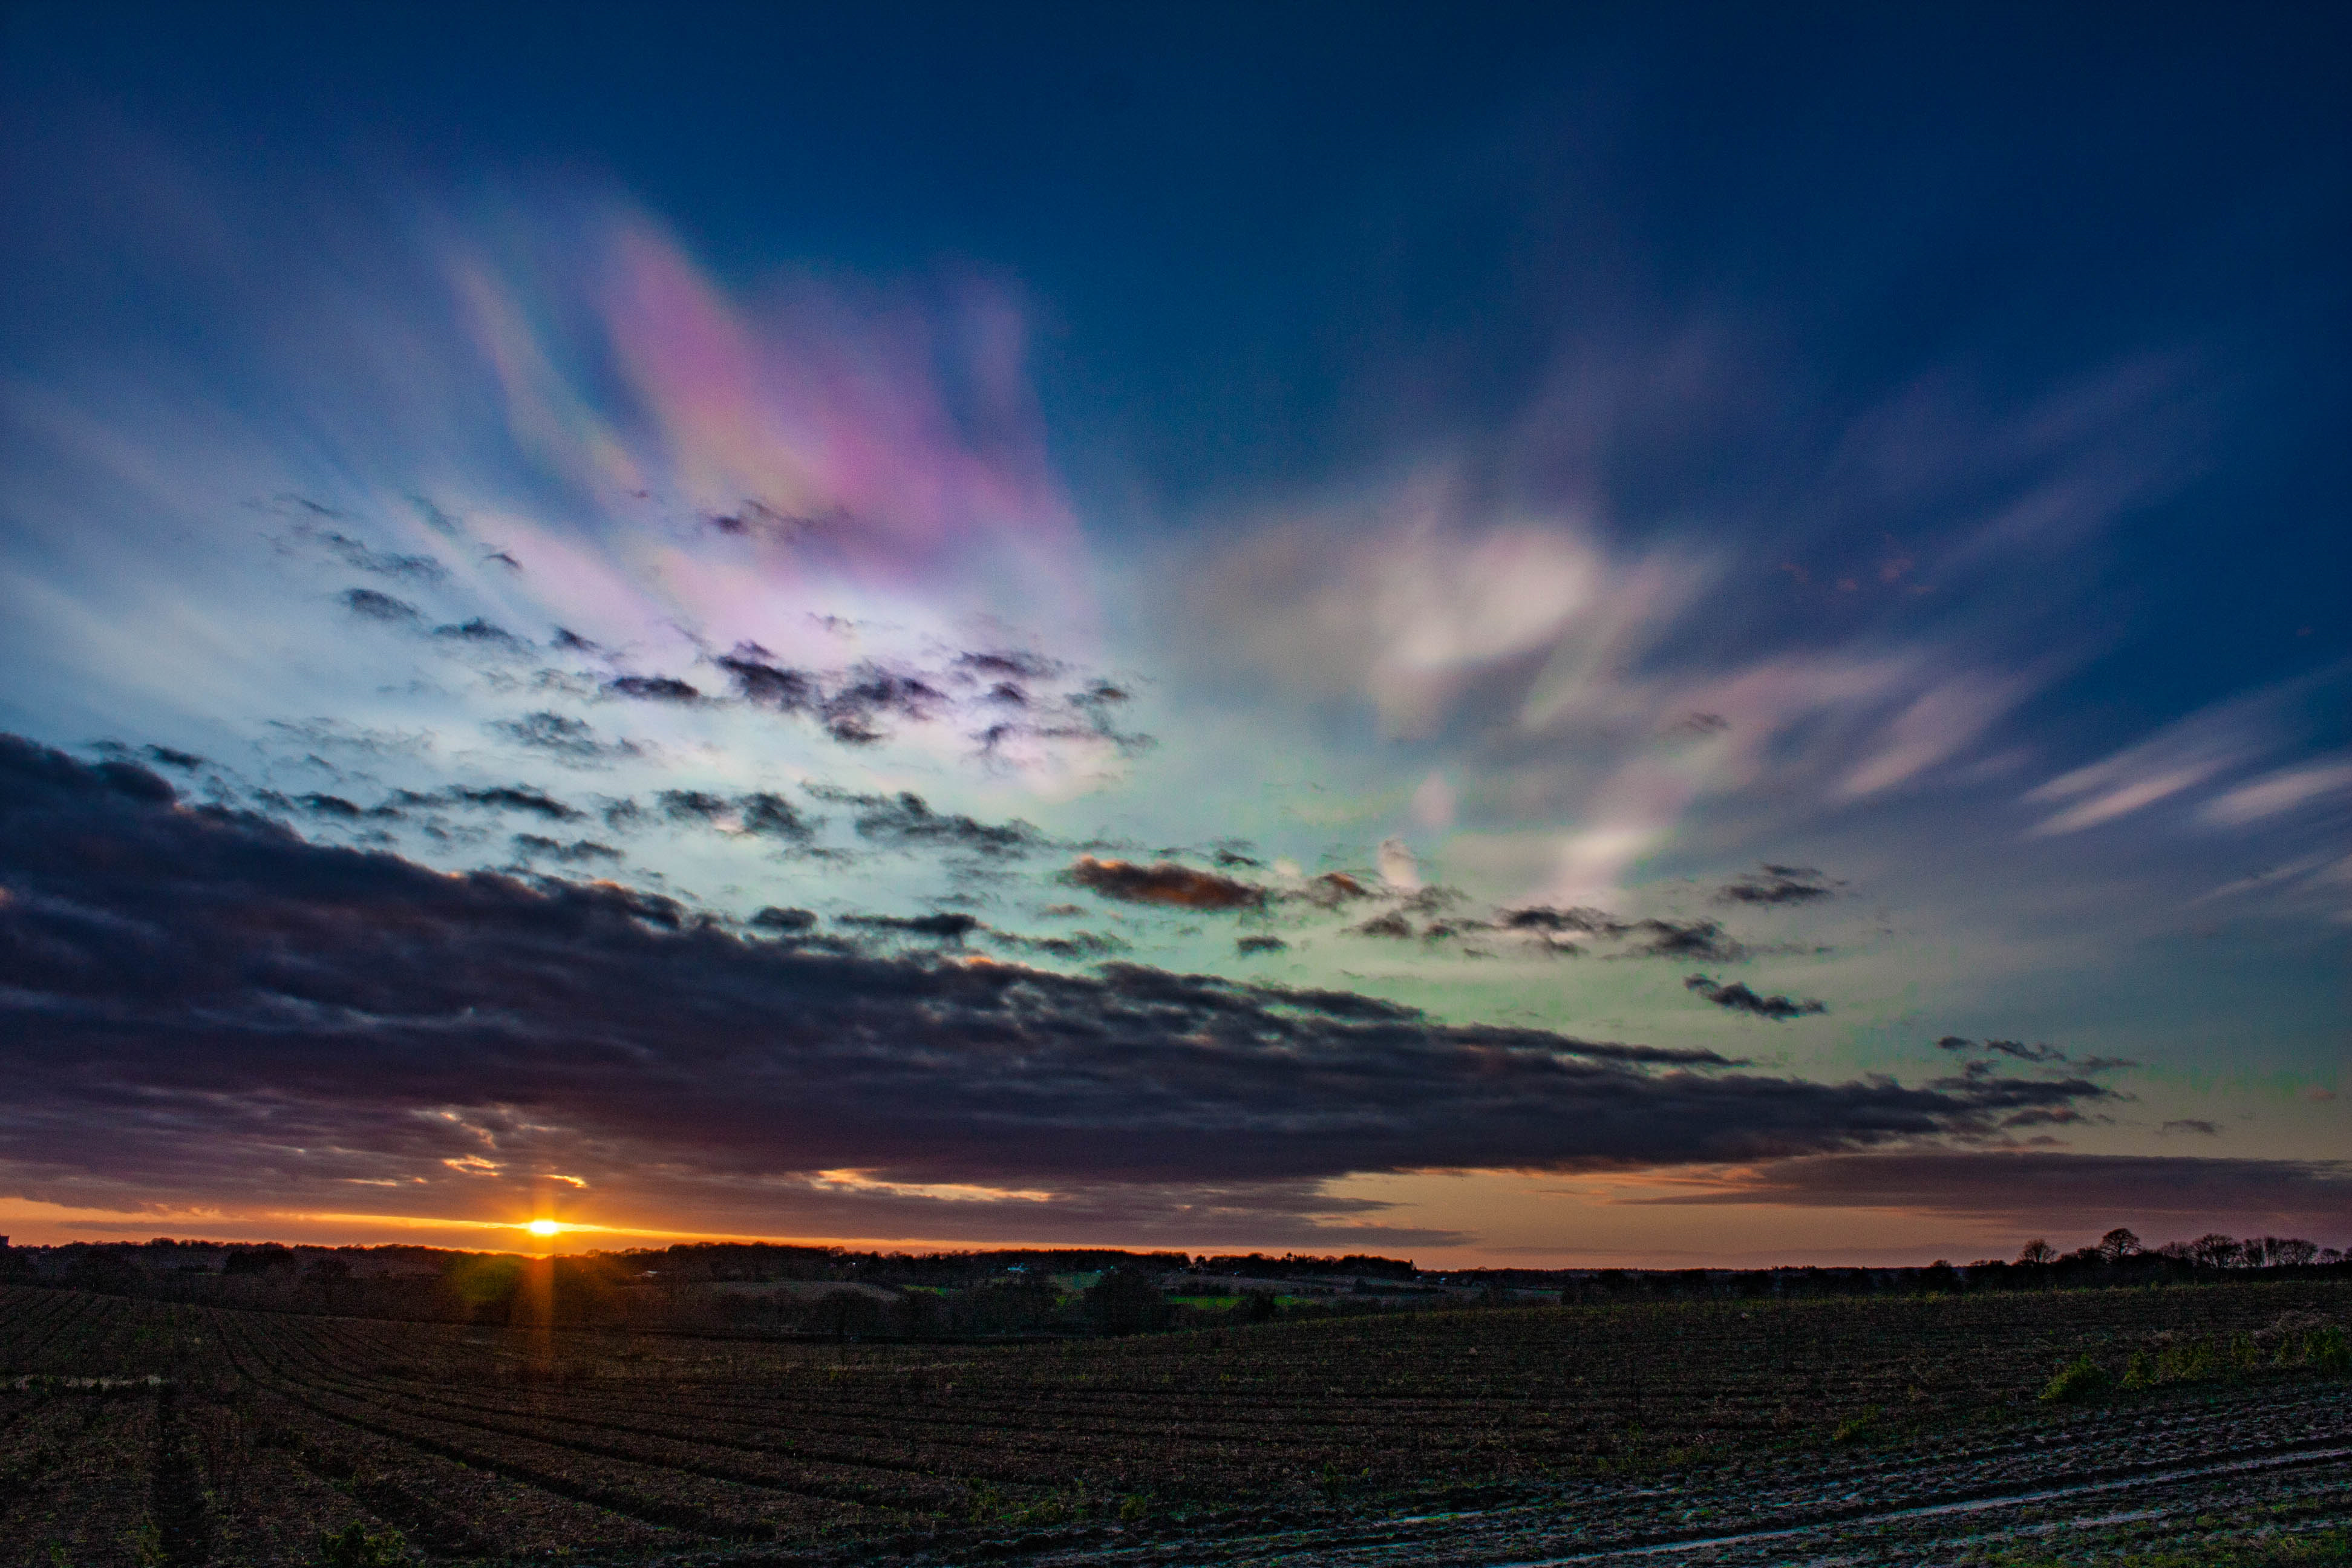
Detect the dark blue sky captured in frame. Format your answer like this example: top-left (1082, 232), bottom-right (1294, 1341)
top-left (0, 3), bottom-right (2344, 1259)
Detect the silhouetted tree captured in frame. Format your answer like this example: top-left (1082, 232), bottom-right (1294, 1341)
top-left (2016, 1238), bottom-right (2057, 1266)
top-left (809, 1289), bottom-right (883, 1340)
top-left (2097, 1227), bottom-right (2141, 1263)
top-left (62, 1248), bottom-right (142, 1295)
top-left (2189, 1233), bottom-right (2243, 1269)
top-left (887, 1289), bottom-right (941, 1338)
top-left (1086, 1266), bottom-right (1170, 1335)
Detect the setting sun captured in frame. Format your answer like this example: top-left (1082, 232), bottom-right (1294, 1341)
top-left (526, 1219), bottom-right (562, 1238)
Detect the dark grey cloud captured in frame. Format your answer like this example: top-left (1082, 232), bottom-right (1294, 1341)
top-left (808, 787), bottom-right (1042, 857)
top-left (604, 674), bottom-right (703, 704)
top-left (1352, 910), bottom-right (1414, 939)
top-left (1717, 863), bottom-right (1836, 905)
top-left (1625, 919), bottom-right (1745, 961)
top-left (978, 679), bottom-right (1155, 762)
top-left (341, 587), bottom-right (420, 624)
top-left (819, 666), bottom-right (947, 744)
top-left (1064, 855), bottom-right (1266, 910)
top-left (835, 910), bottom-right (984, 943)
top-left (485, 711), bottom-right (643, 765)
top-left (142, 746), bottom-right (205, 771)
top-left (1935, 1035), bottom-right (2134, 1073)
top-left (393, 784), bottom-right (584, 822)
top-left (1236, 935), bottom-right (1288, 955)
top-left (750, 906), bottom-right (817, 934)
top-left (985, 927), bottom-right (1129, 961)
top-left (699, 642), bottom-right (1149, 759)
top-left (1300, 871), bottom-right (1377, 909)
top-left (431, 617), bottom-right (531, 655)
top-left (2162, 1119), bottom-right (2223, 1137)
top-left (714, 647), bottom-right (820, 712)
top-left (1492, 906), bottom-right (1742, 961)
top-left (705, 499), bottom-right (834, 543)
top-left (1500, 904), bottom-right (1622, 935)
top-left (1685, 973), bottom-right (1828, 1020)
top-left (1636, 1152), bottom-right (2351, 1235)
top-left (277, 506), bottom-right (449, 586)
top-left (656, 789), bottom-right (816, 843)
top-left (0, 736), bottom-right (2126, 1230)
top-left (955, 650), bottom-right (1061, 682)
top-left (292, 792), bottom-right (399, 822)
top-left (510, 834), bottom-right (622, 866)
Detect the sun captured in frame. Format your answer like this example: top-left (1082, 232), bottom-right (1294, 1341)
top-left (526, 1218), bottom-right (563, 1238)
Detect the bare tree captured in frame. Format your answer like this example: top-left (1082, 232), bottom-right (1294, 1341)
top-left (2189, 1233), bottom-right (2243, 1269)
top-left (2096, 1227), bottom-right (2141, 1263)
top-left (2016, 1238), bottom-right (2058, 1266)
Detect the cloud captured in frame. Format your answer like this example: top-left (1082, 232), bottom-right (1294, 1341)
top-left (485, 711), bottom-right (643, 766)
top-left (0, 735), bottom-right (2119, 1231)
top-left (1623, 919), bottom-right (1745, 961)
top-left (817, 667), bottom-right (947, 745)
top-left (1499, 904), bottom-right (1623, 935)
top-left (394, 784), bottom-right (585, 822)
top-left (656, 789), bottom-right (815, 843)
top-left (1684, 974), bottom-right (1826, 1020)
top-left (713, 648), bottom-right (820, 712)
top-left (2023, 672), bottom-right (2344, 835)
top-left (510, 834), bottom-right (622, 866)
top-left (812, 788), bottom-right (1042, 857)
top-left (289, 792), bottom-right (399, 822)
top-left (986, 927), bottom-right (1129, 961)
top-left (275, 508), bottom-right (451, 587)
top-left (431, 618), bottom-right (531, 656)
top-left (341, 587), bottom-right (420, 624)
top-left (1716, 864), bottom-right (1835, 906)
top-left (2201, 758), bottom-right (2352, 825)
top-left (835, 910), bottom-right (982, 943)
top-left (708, 644), bottom-right (1149, 762)
top-left (604, 675), bottom-right (703, 704)
top-left (2161, 1119), bottom-right (2221, 1137)
top-left (1635, 1152), bottom-right (2352, 1234)
top-left (1489, 906), bottom-right (1740, 959)
top-left (1933, 1035), bottom-right (2134, 1073)
top-left (1063, 855), bottom-right (1266, 910)
top-left (1236, 935), bottom-right (1288, 956)
top-left (1351, 910), bottom-right (1414, 939)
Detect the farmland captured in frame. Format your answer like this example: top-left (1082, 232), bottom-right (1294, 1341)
top-left (3, 1277), bottom-right (2347, 1565)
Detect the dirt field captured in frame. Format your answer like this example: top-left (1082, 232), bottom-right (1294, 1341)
top-left (2, 1281), bottom-right (2344, 1565)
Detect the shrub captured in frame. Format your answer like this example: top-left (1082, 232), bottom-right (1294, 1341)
top-left (1831, 1404), bottom-right (1883, 1442)
top-left (318, 1521), bottom-right (409, 1567)
top-left (2037, 1354), bottom-right (2111, 1403)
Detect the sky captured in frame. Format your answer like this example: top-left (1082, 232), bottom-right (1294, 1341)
top-left (0, 2), bottom-right (2345, 1266)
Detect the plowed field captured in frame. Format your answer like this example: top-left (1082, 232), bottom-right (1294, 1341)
top-left (2, 1281), bottom-right (2344, 1565)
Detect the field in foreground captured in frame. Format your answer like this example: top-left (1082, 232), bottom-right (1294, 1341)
top-left (1, 1281), bottom-right (2345, 1566)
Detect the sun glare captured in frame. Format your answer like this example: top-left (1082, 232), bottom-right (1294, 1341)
top-left (526, 1218), bottom-right (562, 1238)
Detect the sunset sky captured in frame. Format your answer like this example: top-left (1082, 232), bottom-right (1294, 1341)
top-left (1, 4), bottom-right (2344, 1265)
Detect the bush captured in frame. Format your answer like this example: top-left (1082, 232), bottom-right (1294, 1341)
top-left (2038, 1354), bottom-right (2112, 1403)
top-left (1085, 1266), bottom-right (1170, 1335)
